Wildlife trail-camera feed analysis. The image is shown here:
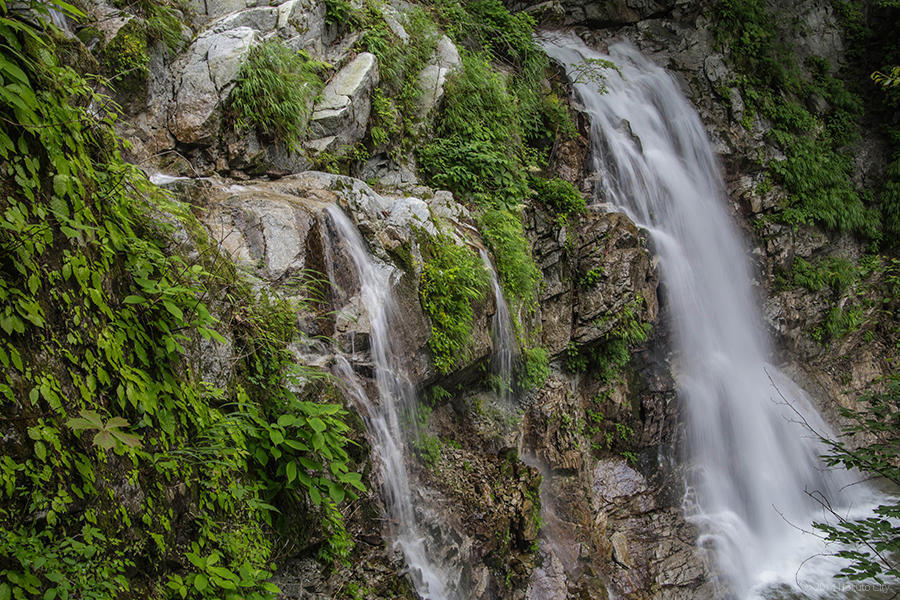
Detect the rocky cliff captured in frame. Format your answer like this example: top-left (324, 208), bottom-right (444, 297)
top-left (5, 0), bottom-right (895, 599)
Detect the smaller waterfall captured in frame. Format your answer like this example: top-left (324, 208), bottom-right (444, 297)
top-left (480, 249), bottom-right (516, 401)
top-left (478, 250), bottom-right (596, 598)
top-left (326, 206), bottom-right (456, 600)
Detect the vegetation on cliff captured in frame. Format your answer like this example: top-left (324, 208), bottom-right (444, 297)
top-left (0, 3), bottom-right (360, 598)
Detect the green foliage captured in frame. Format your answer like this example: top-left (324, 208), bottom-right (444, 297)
top-left (369, 87), bottom-right (402, 149)
top-left (790, 255), bottom-right (898, 343)
top-left (881, 144), bottom-right (900, 251)
top-left (531, 176), bottom-right (586, 226)
top-left (564, 297), bottom-right (651, 380)
top-left (518, 346), bottom-right (549, 391)
top-left (586, 390), bottom-right (636, 458)
top-left (792, 256), bottom-right (858, 293)
top-left (712, 0), bottom-right (879, 239)
top-left (358, 3), bottom-right (438, 151)
top-left (579, 267), bottom-right (604, 289)
top-left (418, 51), bottom-right (529, 207)
top-left (768, 130), bottom-right (874, 236)
top-left (66, 410), bottom-right (143, 450)
top-left (0, 4), bottom-right (359, 597)
top-left (812, 378), bottom-right (899, 583)
top-left (479, 208), bottom-right (540, 305)
top-left (568, 57), bottom-right (621, 94)
top-left (419, 234), bottom-right (490, 374)
top-left (417, 0), bottom-right (577, 307)
top-left (323, 0), bottom-right (362, 27)
top-left (229, 39), bottom-right (325, 150)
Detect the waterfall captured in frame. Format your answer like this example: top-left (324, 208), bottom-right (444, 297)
top-left (478, 249), bottom-right (599, 598)
top-left (539, 32), bottom-right (886, 599)
top-left (480, 249), bottom-right (516, 402)
top-left (325, 206), bottom-right (457, 600)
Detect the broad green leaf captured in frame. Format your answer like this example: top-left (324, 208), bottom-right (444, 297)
top-left (34, 441), bottom-right (46, 461)
top-left (93, 430), bottom-right (115, 450)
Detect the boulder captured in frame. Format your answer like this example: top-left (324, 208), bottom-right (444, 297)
top-left (416, 35), bottom-right (462, 121)
top-left (308, 53), bottom-right (380, 152)
top-left (171, 27), bottom-right (256, 145)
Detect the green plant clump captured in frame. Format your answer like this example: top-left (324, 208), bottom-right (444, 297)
top-left (420, 234), bottom-right (490, 374)
top-left (518, 346), bottom-right (549, 391)
top-left (0, 4), bottom-right (360, 598)
top-left (229, 39), bottom-right (326, 150)
top-left (359, 3), bottom-right (439, 150)
top-left (712, 0), bottom-right (878, 239)
top-left (531, 176), bottom-right (586, 226)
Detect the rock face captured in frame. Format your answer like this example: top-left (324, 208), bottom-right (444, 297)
top-left (109, 0), bottom-right (333, 175)
top-left (527, 206), bottom-right (658, 354)
top-left (416, 35), bottom-right (462, 121)
top-left (510, 0), bottom-right (680, 26)
top-left (177, 159), bottom-right (702, 599)
top-left (308, 53), bottom-right (381, 152)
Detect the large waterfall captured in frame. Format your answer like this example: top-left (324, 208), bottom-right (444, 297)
top-left (325, 207), bottom-right (458, 600)
top-left (540, 32), bottom-right (884, 599)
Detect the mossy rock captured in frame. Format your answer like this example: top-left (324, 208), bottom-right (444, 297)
top-left (53, 32), bottom-right (99, 75)
top-left (99, 19), bottom-right (150, 108)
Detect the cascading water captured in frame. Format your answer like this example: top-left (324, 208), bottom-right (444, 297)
top-left (540, 32), bottom-right (889, 599)
top-left (325, 206), bottom-right (457, 600)
top-left (480, 249), bottom-right (516, 402)
top-left (478, 250), bottom-right (594, 598)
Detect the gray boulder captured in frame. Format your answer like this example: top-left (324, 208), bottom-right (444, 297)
top-left (308, 53), bottom-right (380, 152)
top-left (172, 27), bottom-right (257, 145)
top-left (416, 35), bottom-right (462, 121)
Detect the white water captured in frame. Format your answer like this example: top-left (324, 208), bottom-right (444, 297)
top-left (540, 32), bottom-right (888, 599)
top-left (325, 206), bottom-right (457, 600)
top-left (480, 249), bottom-right (516, 402)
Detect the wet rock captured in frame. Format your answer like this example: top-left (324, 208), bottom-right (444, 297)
top-left (572, 209), bottom-right (658, 345)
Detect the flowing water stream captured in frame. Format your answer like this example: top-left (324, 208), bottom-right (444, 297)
top-left (539, 31), bottom-right (890, 599)
top-left (325, 206), bottom-right (458, 600)
top-left (480, 249), bottom-right (516, 403)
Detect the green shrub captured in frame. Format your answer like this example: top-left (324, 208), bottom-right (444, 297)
top-left (0, 4), bottom-right (359, 597)
top-left (519, 346), bottom-right (549, 391)
top-left (712, 0), bottom-right (878, 239)
top-left (479, 208), bottom-right (540, 305)
top-left (420, 234), bottom-right (490, 374)
top-left (792, 256), bottom-right (859, 293)
top-left (358, 4), bottom-right (438, 149)
top-left (229, 39), bottom-right (325, 150)
top-left (531, 176), bottom-right (586, 225)
top-left (323, 0), bottom-right (362, 27)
